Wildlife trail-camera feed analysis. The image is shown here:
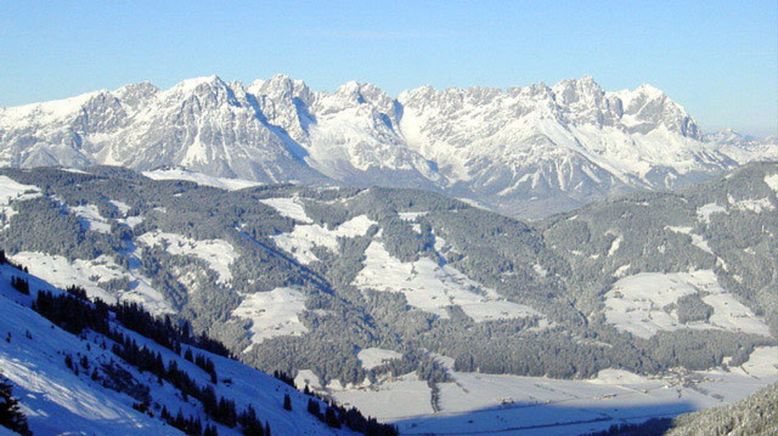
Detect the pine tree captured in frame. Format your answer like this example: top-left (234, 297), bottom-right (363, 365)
top-left (325, 406), bottom-right (341, 428)
top-left (0, 376), bottom-right (31, 436)
top-left (306, 398), bottom-right (320, 417)
top-left (203, 423), bottom-right (219, 436)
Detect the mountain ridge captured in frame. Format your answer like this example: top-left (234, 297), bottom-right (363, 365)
top-left (1, 75), bottom-right (775, 218)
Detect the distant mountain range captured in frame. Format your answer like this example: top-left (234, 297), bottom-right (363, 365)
top-left (0, 75), bottom-right (775, 217)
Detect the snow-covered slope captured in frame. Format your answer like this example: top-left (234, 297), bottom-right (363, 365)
top-left (1, 75), bottom-right (773, 218)
top-left (143, 167), bottom-right (264, 191)
top-left (0, 262), bottom-right (356, 435)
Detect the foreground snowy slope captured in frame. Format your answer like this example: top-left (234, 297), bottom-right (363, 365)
top-left (0, 261), bottom-right (384, 435)
top-left (1, 75), bottom-right (774, 217)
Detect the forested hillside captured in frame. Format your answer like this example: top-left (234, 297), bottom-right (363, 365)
top-left (0, 163), bottom-right (774, 391)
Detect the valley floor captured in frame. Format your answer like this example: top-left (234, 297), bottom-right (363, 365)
top-left (315, 347), bottom-right (778, 435)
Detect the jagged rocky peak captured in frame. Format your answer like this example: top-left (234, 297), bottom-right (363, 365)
top-left (609, 82), bottom-right (701, 138)
top-left (322, 80), bottom-right (397, 113)
top-left (159, 74), bottom-right (243, 108)
top-left (551, 75), bottom-right (605, 105)
top-left (112, 81), bottom-right (159, 109)
top-left (551, 76), bottom-right (622, 127)
top-left (248, 74), bottom-right (312, 102)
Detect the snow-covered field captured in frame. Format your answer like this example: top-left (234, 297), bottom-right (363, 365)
top-left (136, 231), bottom-right (238, 283)
top-left (603, 270), bottom-right (770, 339)
top-left (327, 347), bottom-right (778, 435)
top-left (71, 203), bottom-right (113, 233)
top-left (696, 202), bottom-right (727, 223)
top-left (330, 374), bottom-right (435, 419)
top-left (765, 173), bottom-right (778, 193)
top-left (271, 215), bottom-right (376, 265)
top-left (728, 195), bottom-right (775, 213)
top-left (0, 175), bottom-right (41, 229)
top-left (143, 168), bottom-right (263, 191)
top-left (231, 287), bottom-right (309, 351)
top-left (260, 196), bottom-right (313, 223)
top-left (0, 175), bottom-right (41, 205)
top-left (357, 348), bottom-right (403, 370)
top-left (665, 226), bottom-right (713, 254)
top-left (353, 240), bottom-right (542, 322)
top-left (11, 251), bottom-right (174, 315)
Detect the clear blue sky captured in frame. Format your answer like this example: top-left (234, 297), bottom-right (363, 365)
top-left (1, 0), bottom-right (776, 135)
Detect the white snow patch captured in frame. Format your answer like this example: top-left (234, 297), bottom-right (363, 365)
top-left (697, 202), bottom-right (727, 224)
top-left (294, 369), bottom-right (322, 390)
top-left (353, 240), bottom-right (542, 322)
top-left (589, 369), bottom-right (649, 385)
top-left (232, 287), bottom-right (308, 349)
top-left (119, 215), bottom-right (144, 228)
top-left (735, 346), bottom-right (778, 378)
top-left (606, 233), bottom-right (622, 257)
top-left (665, 226), bottom-right (714, 255)
top-left (0, 175), bottom-right (42, 229)
top-left (143, 168), bottom-right (263, 191)
top-left (330, 373), bottom-right (433, 420)
top-left (0, 175), bottom-right (41, 204)
top-left (613, 264), bottom-right (631, 277)
top-left (358, 348), bottom-right (403, 370)
top-left (729, 196), bottom-right (775, 213)
top-left (533, 263), bottom-right (548, 277)
top-left (259, 196), bottom-right (312, 223)
top-left (10, 251), bottom-right (173, 315)
top-left (136, 231), bottom-right (238, 283)
top-left (765, 173), bottom-right (778, 193)
top-left (110, 200), bottom-right (131, 215)
top-left (398, 211), bottom-right (427, 221)
top-left (71, 204), bottom-right (112, 234)
top-left (604, 270), bottom-right (770, 339)
top-left (272, 215), bottom-right (376, 264)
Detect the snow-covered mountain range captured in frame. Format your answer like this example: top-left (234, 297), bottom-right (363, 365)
top-left (1, 75), bottom-right (775, 217)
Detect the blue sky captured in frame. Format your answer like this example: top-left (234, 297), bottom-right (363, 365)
top-left (1, 0), bottom-right (776, 135)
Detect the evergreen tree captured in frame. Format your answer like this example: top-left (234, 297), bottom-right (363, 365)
top-left (324, 406), bottom-right (341, 428)
top-left (306, 398), bottom-right (320, 417)
top-left (203, 423), bottom-right (219, 436)
top-left (0, 376), bottom-right (31, 436)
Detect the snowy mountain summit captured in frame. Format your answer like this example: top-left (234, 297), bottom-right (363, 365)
top-left (0, 75), bottom-right (773, 217)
